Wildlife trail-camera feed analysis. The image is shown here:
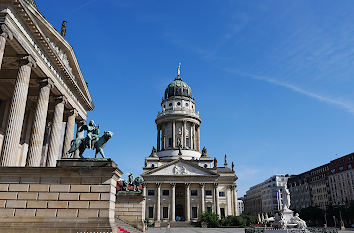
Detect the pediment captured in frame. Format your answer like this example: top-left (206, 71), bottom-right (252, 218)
top-left (146, 160), bottom-right (217, 176)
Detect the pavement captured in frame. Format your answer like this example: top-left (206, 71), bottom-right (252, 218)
top-left (146, 228), bottom-right (354, 233)
top-left (146, 227), bottom-right (245, 233)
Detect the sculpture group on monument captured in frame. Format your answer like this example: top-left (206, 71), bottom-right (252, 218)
top-left (66, 120), bottom-right (114, 159)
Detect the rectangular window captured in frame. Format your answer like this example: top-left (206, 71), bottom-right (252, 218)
top-left (191, 190), bottom-right (198, 196)
top-left (163, 207), bottom-right (168, 219)
top-left (205, 190), bottom-right (212, 196)
top-left (220, 208), bottom-right (225, 218)
top-left (162, 190), bottom-right (169, 196)
top-left (148, 207), bottom-right (154, 218)
top-left (192, 207), bottom-right (198, 218)
top-left (219, 191), bottom-right (225, 197)
top-left (168, 138), bottom-right (172, 147)
top-left (148, 190), bottom-right (155, 196)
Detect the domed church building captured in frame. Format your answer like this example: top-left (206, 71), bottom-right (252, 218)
top-left (141, 65), bottom-right (239, 226)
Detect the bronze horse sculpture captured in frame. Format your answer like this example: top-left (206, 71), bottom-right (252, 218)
top-left (66, 131), bottom-right (113, 158)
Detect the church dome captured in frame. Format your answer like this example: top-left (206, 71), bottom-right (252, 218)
top-left (164, 78), bottom-right (192, 100)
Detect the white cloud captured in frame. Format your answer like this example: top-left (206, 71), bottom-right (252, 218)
top-left (223, 68), bottom-right (354, 115)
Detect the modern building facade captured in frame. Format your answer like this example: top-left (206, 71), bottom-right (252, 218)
top-left (237, 199), bottom-right (244, 215)
top-left (288, 153), bottom-right (354, 212)
top-left (243, 175), bottom-right (289, 216)
top-left (0, 0), bottom-right (93, 167)
top-left (141, 66), bottom-right (238, 225)
top-left (328, 153), bottom-right (354, 205)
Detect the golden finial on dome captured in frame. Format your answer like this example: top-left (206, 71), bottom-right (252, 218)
top-left (177, 62), bottom-right (181, 77)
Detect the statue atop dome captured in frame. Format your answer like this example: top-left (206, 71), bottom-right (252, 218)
top-left (176, 62), bottom-right (181, 80)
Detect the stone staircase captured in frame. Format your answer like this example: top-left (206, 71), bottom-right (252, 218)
top-left (115, 218), bottom-right (143, 233)
top-left (168, 221), bottom-right (195, 228)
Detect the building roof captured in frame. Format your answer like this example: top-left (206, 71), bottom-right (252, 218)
top-left (164, 77), bottom-right (193, 100)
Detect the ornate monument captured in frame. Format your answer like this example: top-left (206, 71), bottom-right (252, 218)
top-left (117, 173), bottom-right (144, 193)
top-left (271, 186), bottom-right (308, 230)
top-left (66, 120), bottom-right (113, 158)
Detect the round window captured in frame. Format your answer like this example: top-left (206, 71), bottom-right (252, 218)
top-left (204, 164), bottom-right (207, 168)
top-left (177, 102), bottom-right (181, 106)
top-left (186, 103), bottom-right (189, 107)
top-left (151, 164), bottom-right (155, 168)
top-left (169, 103), bottom-right (172, 107)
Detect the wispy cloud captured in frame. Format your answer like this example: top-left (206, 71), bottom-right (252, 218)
top-left (223, 68), bottom-right (354, 114)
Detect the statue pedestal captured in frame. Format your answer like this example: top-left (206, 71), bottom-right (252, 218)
top-left (0, 159), bottom-right (123, 232)
top-left (281, 208), bottom-right (295, 226)
top-left (57, 158), bottom-right (117, 168)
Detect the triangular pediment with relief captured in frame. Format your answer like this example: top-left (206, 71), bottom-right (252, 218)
top-left (145, 160), bottom-right (218, 176)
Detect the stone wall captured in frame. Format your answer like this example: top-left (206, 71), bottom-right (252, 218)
top-left (116, 192), bottom-right (145, 231)
top-left (0, 159), bottom-right (122, 233)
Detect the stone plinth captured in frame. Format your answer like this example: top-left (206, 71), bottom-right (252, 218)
top-left (116, 192), bottom-right (145, 231)
top-left (0, 159), bottom-right (123, 233)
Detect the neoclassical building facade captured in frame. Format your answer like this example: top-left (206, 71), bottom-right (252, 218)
top-left (141, 66), bottom-right (238, 225)
top-left (0, 0), bottom-right (93, 167)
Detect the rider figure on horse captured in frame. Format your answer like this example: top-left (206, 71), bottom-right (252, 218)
top-left (79, 120), bottom-right (100, 149)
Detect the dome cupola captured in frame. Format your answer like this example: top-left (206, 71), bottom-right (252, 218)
top-left (164, 64), bottom-right (192, 100)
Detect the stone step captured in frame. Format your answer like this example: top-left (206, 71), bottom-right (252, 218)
top-left (115, 218), bottom-right (143, 233)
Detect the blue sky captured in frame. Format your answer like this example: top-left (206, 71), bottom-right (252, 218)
top-left (37, 0), bottom-right (354, 196)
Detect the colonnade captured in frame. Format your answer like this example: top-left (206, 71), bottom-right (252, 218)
top-left (0, 25), bottom-right (84, 167)
top-left (144, 182), bottom-right (238, 222)
top-left (157, 120), bottom-right (200, 152)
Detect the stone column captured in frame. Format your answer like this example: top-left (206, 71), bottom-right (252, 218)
top-left (183, 121), bottom-right (187, 148)
top-left (200, 183), bottom-right (205, 213)
top-left (196, 125), bottom-right (200, 152)
top-left (0, 55), bottom-right (36, 167)
top-left (227, 186), bottom-right (232, 216)
top-left (157, 127), bottom-right (160, 151)
top-left (172, 121), bottom-right (176, 148)
top-left (74, 120), bottom-right (85, 158)
top-left (233, 185), bottom-right (238, 216)
top-left (190, 124), bottom-right (193, 149)
top-left (142, 183), bottom-right (146, 221)
top-left (46, 96), bottom-right (66, 167)
top-left (192, 123), bottom-right (195, 150)
top-left (185, 183), bottom-right (190, 221)
top-left (26, 78), bottom-right (53, 167)
top-left (0, 25), bottom-right (13, 69)
top-left (214, 183), bottom-right (220, 216)
top-left (62, 109), bottom-right (77, 158)
top-left (156, 183), bottom-right (161, 223)
top-left (171, 183), bottom-right (176, 221)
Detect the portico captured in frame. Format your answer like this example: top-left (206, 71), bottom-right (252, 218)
top-left (0, 1), bottom-right (93, 167)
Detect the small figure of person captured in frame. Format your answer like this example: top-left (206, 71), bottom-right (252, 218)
top-left (79, 120), bottom-right (99, 149)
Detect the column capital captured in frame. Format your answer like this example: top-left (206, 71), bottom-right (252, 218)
top-left (185, 183), bottom-right (191, 187)
top-left (67, 108), bottom-right (78, 117)
top-left (54, 95), bottom-right (67, 105)
top-left (18, 54), bottom-right (36, 68)
top-left (214, 182), bottom-right (219, 187)
top-left (0, 24), bottom-right (13, 40)
top-left (142, 183), bottom-right (147, 188)
top-left (37, 77), bottom-right (54, 89)
top-left (199, 183), bottom-right (205, 187)
top-left (170, 183), bottom-right (176, 187)
top-left (156, 183), bottom-right (161, 187)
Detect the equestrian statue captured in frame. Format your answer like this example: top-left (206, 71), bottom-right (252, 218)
top-left (66, 120), bottom-right (113, 158)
